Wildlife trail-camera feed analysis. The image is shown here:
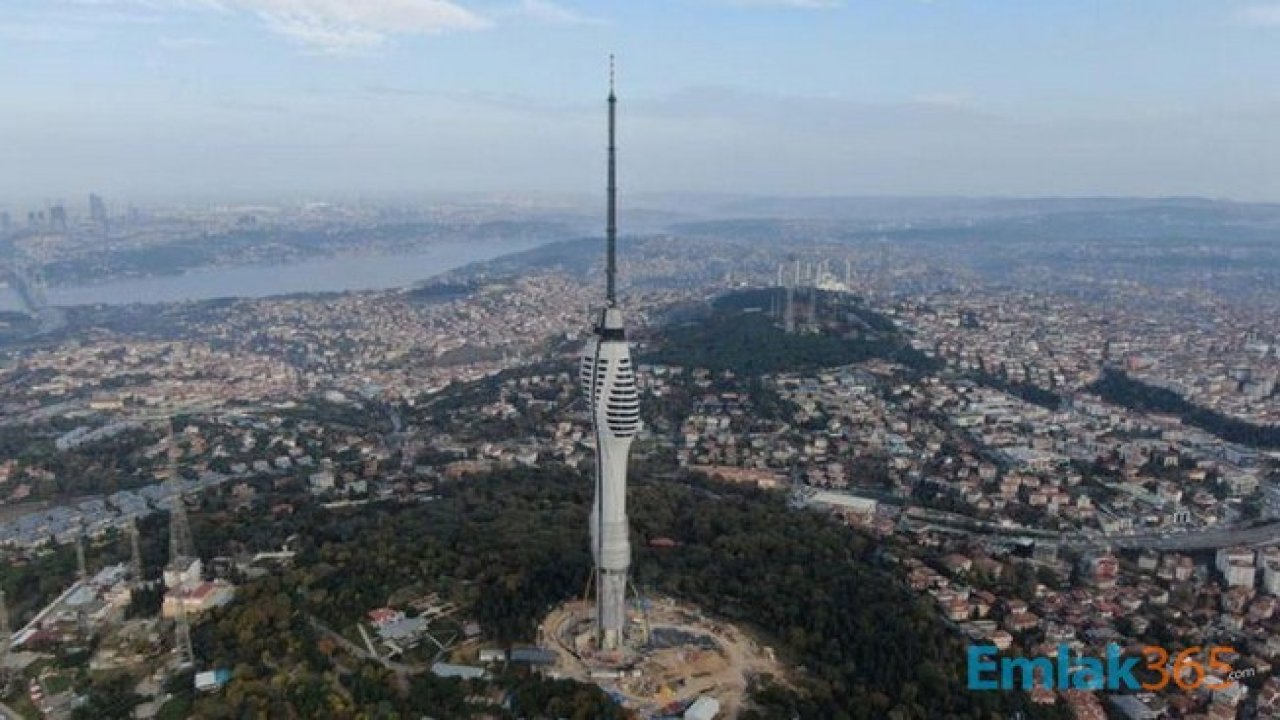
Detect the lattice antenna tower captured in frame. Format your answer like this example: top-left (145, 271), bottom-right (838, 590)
top-left (165, 425), bottom-right (196, 668)
top-left (172, 598), bottom-right (194, 668)
top-left (130, 518), bottom-right (144, 587)
top-left (76, 522), bottom-right (88, 582)
top-left (167, 429), bottom-right (194, 569)
top-left (75, 520), bottom-right (90, 639)
top-left (0, 590), bottom-right (10, 673)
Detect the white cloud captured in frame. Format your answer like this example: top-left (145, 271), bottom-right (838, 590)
top-left (57, 0), bottom-right (492, 52)
top-left (230, 0), bottom-right (491, 52)
top-left (913, 91), bottom-right (972, 108)
top-left (720, 0), bottom-right (841, 8)
top-left (0, 3), bottom-right (164, 43)
top-left (158, 35), bottom-right (214, 49)
top-left (63, 0), bottom-right (223, 9)
top-left (46, 0), bottom-right (604, 53)
top-left (509, 0), bottom-right (602, 26)
top-left (0, 21), bottom-right (96, 43)
top-left (1238, 4), bottom-right (1280, 27)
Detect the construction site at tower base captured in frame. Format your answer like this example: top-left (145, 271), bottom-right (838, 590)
top-left (539, 595), bottom-right (788, 719)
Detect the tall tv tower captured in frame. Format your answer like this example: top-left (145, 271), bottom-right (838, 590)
top-left (580, 56), bottom-right (640, 652)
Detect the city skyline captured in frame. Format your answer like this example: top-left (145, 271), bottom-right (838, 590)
top-left (5, 0), bottom-right (1280, 204)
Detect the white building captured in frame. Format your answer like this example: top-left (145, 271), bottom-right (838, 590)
top-left (685, 696), bottom-right (721, 720)
top-left (809, 491), bottom-right (878, 516)
top-left (1224, 563), bottom-right (1257, 588)
top-left (1216, 547), bottom-right (1255, 576)
top-left (162, 580), bottom-right (235, 618)
top-left (1263, 561), bottom-right (1280, 596)
top-left (163, 558), bottom-right (203, 590)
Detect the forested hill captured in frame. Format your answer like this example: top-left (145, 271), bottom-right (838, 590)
top-left (183, 465), bottom-right (1054, 719)
top-left (1087, 368), bottom-right (1280, 449)
top-left (628, 472), bottom-right (1056, 719)
top-left (642, 287), bottom-right (941, 375)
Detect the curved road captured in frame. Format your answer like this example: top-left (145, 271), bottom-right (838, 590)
top-left (899, 509), bottom-right (1280, 552)
top-left (1106, 522), bottom-right (1280, 552)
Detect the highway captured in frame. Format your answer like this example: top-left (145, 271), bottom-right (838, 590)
top-left (896, 504), bottom-right (1280, 553)
top-left (1106, 522), bottom-right (1280, 552)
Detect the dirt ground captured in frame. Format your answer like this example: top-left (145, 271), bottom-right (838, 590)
top-left (540, 597), bottom-right (787, 718)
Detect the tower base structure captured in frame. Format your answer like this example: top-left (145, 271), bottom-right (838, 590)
top-left (581, 567), bottom-right (651, 654)
top-left (538, 595), bottom-right (787, 718)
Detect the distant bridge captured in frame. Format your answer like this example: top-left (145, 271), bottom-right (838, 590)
top-left (1, 263), bottom-right (66, 334)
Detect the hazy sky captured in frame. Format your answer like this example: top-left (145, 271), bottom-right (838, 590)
top-left (4, 0), bottom-right (1280, 206)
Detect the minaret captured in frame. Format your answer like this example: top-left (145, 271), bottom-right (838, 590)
top-left (580, 56), bottom-right (639, 652)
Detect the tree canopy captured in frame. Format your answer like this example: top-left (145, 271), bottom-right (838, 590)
top-left (1088, 368), bottom-right (1280, 449)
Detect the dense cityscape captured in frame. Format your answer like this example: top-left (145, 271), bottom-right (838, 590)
top-left (5, 1), bottom-right (1280, 718)
top-left (0, 191), bottom-right (1277, 719)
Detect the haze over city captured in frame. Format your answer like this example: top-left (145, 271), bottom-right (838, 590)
top-left (3, 3), bottom-right (1280, 720)
top-left (6, 0), bottom-right (1280, 203)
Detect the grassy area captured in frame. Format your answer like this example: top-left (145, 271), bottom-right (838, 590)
top-left (40, 670), bottom-right (75, 695)
top-left (156, 694), bottom-right (192, 720)
top-left (1, 690), bottom-right (44, 719)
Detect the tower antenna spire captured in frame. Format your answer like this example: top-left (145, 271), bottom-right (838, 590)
top-left (606, 54), bottom-right (618, 306)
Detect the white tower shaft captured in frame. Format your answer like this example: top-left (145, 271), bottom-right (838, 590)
top-left (582, 308), bottom-right (638, 650)
top-left (580, 60), bottom-right (639, 652)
